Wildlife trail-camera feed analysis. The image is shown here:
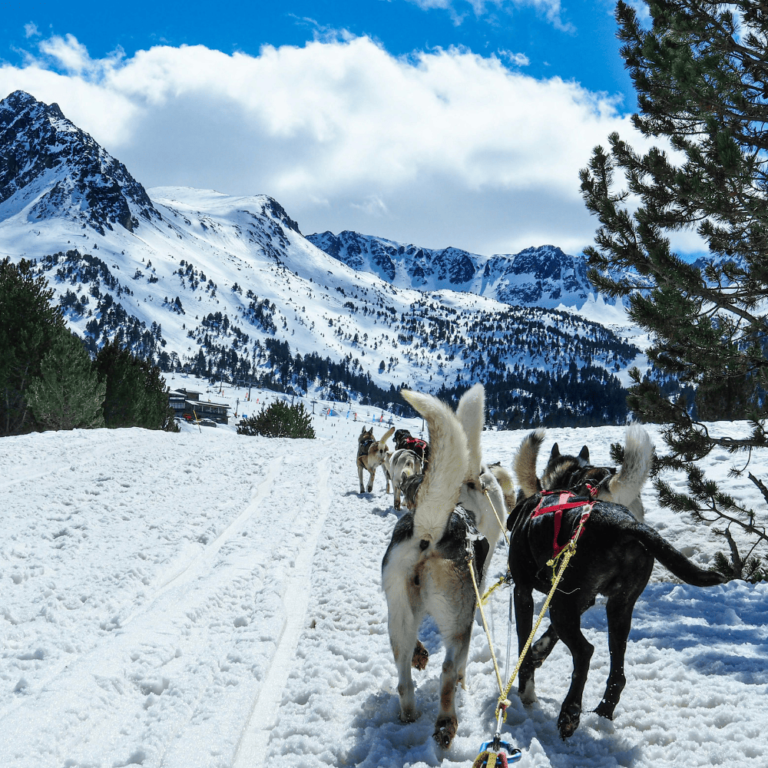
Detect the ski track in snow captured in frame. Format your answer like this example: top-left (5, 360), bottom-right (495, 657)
top-left (1, 422), bottom-right (767, 768)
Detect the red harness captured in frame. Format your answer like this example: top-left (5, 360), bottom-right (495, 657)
top-left (530, 484), bottom-right (598, 557)
top-left (403, 437), bottom-right (428, 455)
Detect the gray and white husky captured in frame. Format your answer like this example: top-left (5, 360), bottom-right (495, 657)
top-left (381, 384), bottom-right (508, 749)
top-left (513, 426), bottom-right (653, 522)
top-left (388, 448), bottom-right (422, 510)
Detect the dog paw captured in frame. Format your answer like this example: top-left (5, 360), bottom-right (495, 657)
top-left (518, 678), bottom-right (537, 706)
top-left (557, 703), bottom-right (581, 740)
top-left (411, 640), bottom-right (429, 670)
top-left (594, 701), bottom-right (615, 720)
top-left (398, 708), bottom-right (420, 723)
top-left (432, 716), bottom-right (458, 749)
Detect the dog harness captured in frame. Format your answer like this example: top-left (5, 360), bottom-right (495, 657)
top-left (358, 438), bottom-right (376, 457)
top-left (530, 484), bottom-right (598, 557)
top-left (403, 436), bottom-right (428, 455)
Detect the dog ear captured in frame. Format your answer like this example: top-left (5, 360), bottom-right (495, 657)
top-left (579, 445), bottom-right (590, 463)
top-left (550, 443), bottom-right (560, 459)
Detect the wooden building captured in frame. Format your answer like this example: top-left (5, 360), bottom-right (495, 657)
top-left (168, 389), bottom-right (231, 425)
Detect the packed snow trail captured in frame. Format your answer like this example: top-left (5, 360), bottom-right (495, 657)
top-left (1, 423), bottom-right (767, 767)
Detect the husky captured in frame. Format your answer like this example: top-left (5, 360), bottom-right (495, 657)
top-left (381, 384), bottom-right (508, 749)
top-left (357, 426), bottom-right (395, 494)
top-left (393, 429), bottom-right (430, 469)
top-left (506, 478), bottom-right (728, 739)
top-left (514, 426), bottom-right (653, 522)
top-left (389, 448), bottom-right (422, 511)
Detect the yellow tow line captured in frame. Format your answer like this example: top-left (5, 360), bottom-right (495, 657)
top-left (468, 490), bottom-right (589, 719)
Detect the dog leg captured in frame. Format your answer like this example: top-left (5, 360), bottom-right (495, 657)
top-left (367, 466), bottom-right (376, 494)
top-left (594, 594), bottom-right (633, 721)
top-left (549, 598), bottom-right (594, 739)
top-left (431, 603), bottom-right (473, 749)
top-left (594, 556), bottom-right (648, 720)
top-left (412, 639), bottom-right (429, 670)
top-left (358, 463), bottom-right (365, 494)
top-left (394, 481), bottom-right (402, 511)
top-left (530, 625), bottom-right (560, 669)
top-left (386, 589), bottom-right (421, 723)
top-left (514, 585), bottom-right (538, 705)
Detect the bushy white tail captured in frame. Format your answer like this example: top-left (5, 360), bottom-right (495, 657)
top-left (456, 383), bottom-right (484, 486)
top-left (608, 426), bottom-right (653, 507)
top-left (514, 428), bottom-right (545, 498)
top-left (400, 390), bottom-right (468, 543)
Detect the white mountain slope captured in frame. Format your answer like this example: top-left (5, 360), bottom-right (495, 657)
top-left (0, 91), bottom-right (643, 423)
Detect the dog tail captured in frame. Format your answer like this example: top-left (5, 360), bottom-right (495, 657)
top-left (488, 463), bottom-right (516, 513)
top-left (401, 389), bottom-right (468, 543)
top-left (630, 523), bottom-right (727, 587)
top-left (456, 383), bottom-right (484, 486)
top-left (607, 425), bottom-right (653, 507)
top-left (379, 426), bottom-right (395, 448)
top-left (514, 428), bottom-right (545, 498)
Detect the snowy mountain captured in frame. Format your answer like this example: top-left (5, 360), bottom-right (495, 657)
top-left (0, 91), bottom-right (643, 424)
top-left (0, 90), bottom-right (157, 233)
top-left (307, 230), bottom-right (612, 310)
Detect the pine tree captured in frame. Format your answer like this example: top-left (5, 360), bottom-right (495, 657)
top-left (26, 329), bottom-right (106, 431)
top-left (0, 258), bottom-right (69, 435)
top-left (237, 401), bottom-right (315, 438)
top-left (580, 0), bottom-right (768, 579)
top-left (94, 337), bottom-right (175, 430)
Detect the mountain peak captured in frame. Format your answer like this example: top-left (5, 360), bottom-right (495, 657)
top-left (0, 90), bottom-right (159, 234)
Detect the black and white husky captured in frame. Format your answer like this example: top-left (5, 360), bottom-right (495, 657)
top-left (514, 426), bottom-right (653, 522)
top-left (381, 384), bottom-right (508, 749)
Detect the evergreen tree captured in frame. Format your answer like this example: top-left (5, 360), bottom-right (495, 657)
top-left (94, 337), bottom-right (175, 430)
top-left (0, 258), bottom-right (69, 435)
top-left (580, 0), bottom-right (768, 579)
top-left (237, 401), bottom-right (315, 439)
top-left (26, 329), bottom-right (106, 431)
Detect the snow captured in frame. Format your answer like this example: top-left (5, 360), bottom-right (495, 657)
top-left (1, 418), bottom-right (766, 768)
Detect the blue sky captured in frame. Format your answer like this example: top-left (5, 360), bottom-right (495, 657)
top-left (1, 1), bottom-right (699, 258)
top-left (6, 1), bottom-right (636, 109)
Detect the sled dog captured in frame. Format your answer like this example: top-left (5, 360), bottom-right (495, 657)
top-left (506, 486), bottom-right (727, 740)
top-left (514, 426), bottom-right (653, 522)
top-left (389, 448), bottom-right (422, 510)
top-left (357, 426), bottom-right (395, 494)
top-left (381, 384), bottom-right (507, 749)
top-left (393, 429), bottom-right (430, 469)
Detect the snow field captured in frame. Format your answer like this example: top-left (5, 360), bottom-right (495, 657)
top-left (1, 421), bottom-right (766, 767)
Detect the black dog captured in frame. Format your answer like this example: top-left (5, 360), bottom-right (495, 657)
top-left (506, 490), bottom-right (728, 739)
top-left (393, 429), bottom-right (430, 469)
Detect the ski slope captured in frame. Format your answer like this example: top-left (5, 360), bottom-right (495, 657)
top-left (1, 416), bottom-right (766, 768)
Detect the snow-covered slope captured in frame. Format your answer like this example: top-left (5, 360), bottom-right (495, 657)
top-left (1, 423), bottom-right (765, 767)
top-left (0, 91), bottom-right (643, 422)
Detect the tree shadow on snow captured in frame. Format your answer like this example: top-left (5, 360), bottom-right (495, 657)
top-left (612, 581), bottom-right (768, 678)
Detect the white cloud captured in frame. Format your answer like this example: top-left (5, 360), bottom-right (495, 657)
top-left (38, 33), bottom-right (92, 75)
top-left (497, 49), bottom-right (530, 67)
top-left (0, 33), bottom-right (664, 255)
top-left (24, 22), bottom-right (39, 39)
top-left (407, 0), bottom-right (572, 31)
